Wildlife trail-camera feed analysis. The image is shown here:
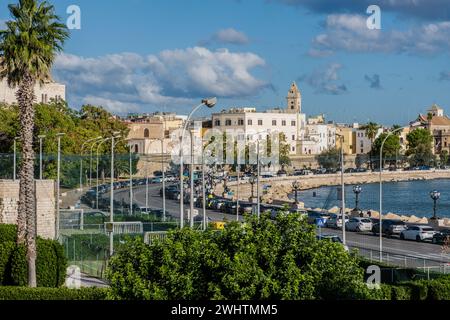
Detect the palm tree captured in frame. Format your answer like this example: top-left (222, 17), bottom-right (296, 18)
top-left (361, 122), bottom-right (381, 169)
top-left (0, 0), bottom-right (68, 287)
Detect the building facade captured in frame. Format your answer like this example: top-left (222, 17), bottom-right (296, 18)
top-left (0, 79), bottom-right (65, 105)
top-left (211, 82), bottom-right (306, 155)
top-left (415, 104), bottom-right (450, 155)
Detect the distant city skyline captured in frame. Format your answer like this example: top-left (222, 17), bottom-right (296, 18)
top-left (1, 0), bottom-right (449, 125)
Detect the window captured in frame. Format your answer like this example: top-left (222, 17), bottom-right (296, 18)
top-left (238, 119), bottom-right (244, 126)
top-left (248, 119), bottom-right (253, 125)
top-left (144, 128), bottom-right (150, 138)
top-left (282, 120), bottom-right (286, 126)
top-left (225, 119), bottom-right (232, 126)
top-left (291, 121), bottom-right (296, 126)
top-left (272, 120), bottom-right (277, 126)
top-left (361, 149), bottom-right (364, 153)
top-left (292, 135), bottom-right (295, 141)
top-left (292, 146), bottom-right (295, 152)
top-left (214, 119), bottom-right (221, 126)
top-left (258, 120), bottom-right (263, 126)
top-left (134, 145), bottom-right (139, 153)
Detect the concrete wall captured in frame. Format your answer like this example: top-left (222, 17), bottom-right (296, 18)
top-left (0, 79), bottom-right (65, 105)
top-left (0, 180), bottom-right (56, 240)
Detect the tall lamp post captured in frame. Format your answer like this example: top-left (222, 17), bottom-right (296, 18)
top-left (109, 132), bottom-right (121, 256)
top-left (336, 133), bottom-right (346, 245)
top-left (38, 135), bottom-right (46, 180)
top-left (430, 190), bottom-right (440, 220)
top-left (56, 133), bottom-right (65, 240)
top-left (96, 138), bottom-right (109, 209)
top-left (179, 98), bottom-right (217, 228)
top-left (353, 185), bottom-right (362, 213)
top-left (379, 124), bottom-right (412, 262)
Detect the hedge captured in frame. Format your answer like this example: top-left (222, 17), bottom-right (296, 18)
top-left (0, 287), bottom-right (109, 300)
top-left (0, 224), bottom-right (67, 287)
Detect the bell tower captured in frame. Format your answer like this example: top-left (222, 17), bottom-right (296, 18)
top-left (286, 82), bottom-right (301, 114)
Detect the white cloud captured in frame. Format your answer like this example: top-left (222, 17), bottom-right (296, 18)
top-left (311, 14), bottom-right (450, 56)
top-left (299, 63), bottom-right (347, 95)
top-left (54, 47), bottom-right (268, 113)
top-left (200, 28), bottom-right (249, 46)
top-left (0, 19), bottom-right (6, 29)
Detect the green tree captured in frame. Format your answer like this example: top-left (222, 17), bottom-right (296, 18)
top-left (0, 0), bottom-right (69, 287)
top-left (406, 128), bottom-right (434, 167)
top-left (361, 122), bottom-right (381, 169)
top-left (278, 133), bottom-right (291, 170)
top-left (317, 148), bottom-right (340, 170)
top-left (372, 133), bottom-right (401, 167)
top-left (107, 213), bottom-right (371, 300)
top-left (440, 150), bottom-right (449, 166)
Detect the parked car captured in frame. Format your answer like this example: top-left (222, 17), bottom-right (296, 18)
top-left (221, 200), bottom-right (237, 214)
top-left (432, 229), bottom-right (450, 244)
top-left (372, 219), bottom-right (407, 237)
top-left (346, 217), bottom-right (373, 232)
top-left (400, 225), bottom-right (436, 241)
top-left (316, 235), bottom-right (349, 252)
top-left (238, 203), bottom-right (254, 215)
top-left (326, 214), bottom-right (349, 229)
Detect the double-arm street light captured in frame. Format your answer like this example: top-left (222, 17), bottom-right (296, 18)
top-left (179, 98), bottom-right (217, 228)
top-left (38, 135), bottom-right (46, 180)
top-left (430, 190), bottom-right (440, 220)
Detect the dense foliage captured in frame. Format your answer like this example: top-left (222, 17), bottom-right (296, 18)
top-left (406, 128), bottom-right (435, 166)
top-left (0, 102), bottom-right (134, 186)
top-left (0, 286), bottom-right (108, 300)
top-left (107, 213), bottom-right (371, 300)
top-left (0, 225), bottom-right (67, 287)
top-left (317, 147), bottom-right (340, 169)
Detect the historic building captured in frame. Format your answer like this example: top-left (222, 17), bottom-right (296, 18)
top-left (211, 82), bottom-right (306, 155)
top-left (415, 104), bottom-right (450, 155)
top-left (0, 78), bottom-right (65, 105)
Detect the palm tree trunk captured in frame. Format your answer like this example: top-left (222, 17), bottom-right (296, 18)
top-left (16, 72), bottom-right (37, 288)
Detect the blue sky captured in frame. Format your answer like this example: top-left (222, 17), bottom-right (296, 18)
top-left (1, 0), bottom-right (450, 125)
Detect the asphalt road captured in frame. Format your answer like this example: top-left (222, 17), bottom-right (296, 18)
top-left (103, 183), bottom-right (450, 268)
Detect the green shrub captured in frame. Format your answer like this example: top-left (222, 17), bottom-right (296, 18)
top-left (402, 280), bottom-right (429, 300)
top-left (0, 242), bottom-right (15, 285)
top-left (0, 287), bottom-right (109, 300)
top-left (391, 285), bottom-right (412, 300)
top-left (427, 277), bottom-right (450, 300)
top-left (0, 224), bottom-right (67, 287)
top-left (0, 224), bottom-right (17, 242)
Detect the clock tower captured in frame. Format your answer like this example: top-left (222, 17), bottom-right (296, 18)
top-left (286, 82), bottom-right (301, 114)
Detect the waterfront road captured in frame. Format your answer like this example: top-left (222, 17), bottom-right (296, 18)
top-left (105, 184), bottom-right (450, 268)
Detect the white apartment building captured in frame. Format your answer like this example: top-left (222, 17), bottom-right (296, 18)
top-left (354, 127), bottom-right (383, 155)
top-left (0, 79), bottom-right (65, 105)
top-left (299, 123), bottom-right (336, 155)
top-left (211, 83), bottom-right (306, 155)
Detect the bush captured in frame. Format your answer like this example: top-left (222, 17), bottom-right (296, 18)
top-left (0, 224), bottom-right (67, 287)
top-left (0, 242), bottom-right (15, 285)
top-left (427, 277), bottom-right (450, 300)
top-left (0, 224), bottom-right (17, 243)
top-left (0, 287), bottom-right (109, 300)
top-left (391, 285), bottom-right (412, 300)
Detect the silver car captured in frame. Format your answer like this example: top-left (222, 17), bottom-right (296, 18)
top-left (346, 217), bottom-right (373, 232)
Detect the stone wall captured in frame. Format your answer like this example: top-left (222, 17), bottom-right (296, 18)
top-left (0, 180), bottom-right (56, 239)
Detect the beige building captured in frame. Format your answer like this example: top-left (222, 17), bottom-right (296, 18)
top-left (212, 82), bottom-right (306, 155)
top-left (415, 104), bottom-right (450, 155)
top-left (0, 79), bottom-right (65, 105)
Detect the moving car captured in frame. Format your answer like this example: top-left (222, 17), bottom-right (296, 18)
top-left (346, 217), bottom-right (373, 232)
top-left (432, 229), bottom-right (450, 244)
top-left (316, 235), bottom-right (349, 252)
top-left (372, 219), bottom-right (407, 237)
top-left (326, 214), bottom-right (349, 229)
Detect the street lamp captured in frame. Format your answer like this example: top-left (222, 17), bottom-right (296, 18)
top-left (379, 124), bottom-right (413, 262)
top-left (56, 133), bottom-right (65, 240)
top-left (96, 138), bottom-right (109, 209)
top-left (353, 185), bottom-right (362, 213)
top-left (292, 181), bottom-right (301, 205)
top-left (109, 131), bottom-right (121, 256)
top-left (38, 135), bottom-right (46, 180)
top-left (179, 98), bottom-right (217, 228)
top-left (336, 133), bottom-right (346, 245)
top-left (430, 190), bottom-right (440, 220)
top-left (80, 136), bottom-right (102, 193)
